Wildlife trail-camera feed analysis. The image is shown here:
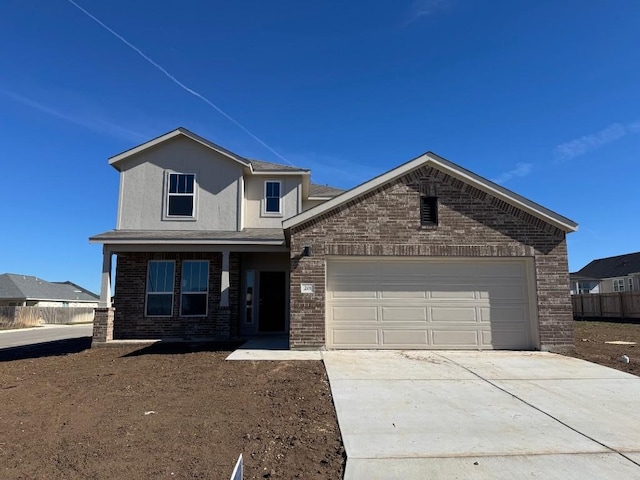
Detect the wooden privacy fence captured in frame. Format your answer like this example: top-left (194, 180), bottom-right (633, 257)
top-left (572, 292), bottom-right (640, 320)
top-left (0, 306), bottom-right (95, 330)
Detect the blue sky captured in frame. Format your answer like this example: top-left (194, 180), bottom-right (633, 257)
top-left (1, 0), bottom-right (639, 293)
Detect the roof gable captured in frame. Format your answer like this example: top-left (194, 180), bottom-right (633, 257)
top-left (283, 152), bottom-right (578, 233)
top-left (574, 252), bottom-right (640, 279)
top-left (109, 127), bottom-right (251, 171)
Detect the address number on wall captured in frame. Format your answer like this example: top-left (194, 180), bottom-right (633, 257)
top-left (301, 283), bottom-right (315, 294)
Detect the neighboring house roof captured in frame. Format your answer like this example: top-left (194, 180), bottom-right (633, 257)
top-left (89, 228), bottom-right (285, 245)
top-left (572, 252), bottom-right (640, 279)
top-left (109, 127), bottom-right (251, 171)
top-left (0, 274), bottom-right (98, 302)
top-left (569, 273), bottom-right (599, 282)
top-left (249, 159), bottom-right (309, 173)
top-left (309, 183), bottom-right (346, 198)
top-left (283, 151), bottom-right (578, 232)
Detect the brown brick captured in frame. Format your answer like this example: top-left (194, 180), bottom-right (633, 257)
top-left (289, 165), bottom-right (573, 351)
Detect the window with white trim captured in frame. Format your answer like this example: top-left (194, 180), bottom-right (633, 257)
top-left (146, 261), bottom-right (175, 316)
top-left (263, 180), bottom-right (282, 215)
top-left (628, 278), bottom-right (634, 292)
top-left (166, 173), bottom-right (196, 217)
top-left (613, 278), bottom-right (625, 292)
top-left (181, 260), bottom-right (209, 316)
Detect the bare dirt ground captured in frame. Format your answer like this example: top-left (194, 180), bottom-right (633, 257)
top-left (1, 320), bottom-right (635, 480)
top-left (0, 340), bottom-right (345, 480)
top-left (568, 320), bottom-right (640, 376)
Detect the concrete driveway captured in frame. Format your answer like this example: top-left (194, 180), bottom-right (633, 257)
top-left (323, 350), bottom-right (640, 479)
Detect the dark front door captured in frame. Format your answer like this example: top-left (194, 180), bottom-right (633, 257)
top-left (259, 271), bottom-right (286, 332)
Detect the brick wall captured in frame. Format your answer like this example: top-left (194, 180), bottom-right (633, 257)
top-left (113, 251), bottom-right (240, 340)
top-left (289, 165), bottom-right (573, 351)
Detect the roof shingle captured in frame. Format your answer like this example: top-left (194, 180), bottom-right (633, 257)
top-left (573, 252), bottom-right (640, 279)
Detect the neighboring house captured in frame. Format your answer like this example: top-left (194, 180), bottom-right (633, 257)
top-left (570, 252), bottom-right (640, 294)
top-left (90, 127), bottom-right (578, 351)
top-left (569, 274), bottom-right (600, 295)
top-left (0, 273), bottom-right (99, 307)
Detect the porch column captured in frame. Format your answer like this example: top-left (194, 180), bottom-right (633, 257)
top-left (220, 249), bottom-right (230, 307)
top-left (99, 245), bottom-right (112, 308)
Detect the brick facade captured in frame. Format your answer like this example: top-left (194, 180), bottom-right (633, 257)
top-left (289, 165), bottom-right (574, 351)
top-left (113, 251), bottom-right (240, 340)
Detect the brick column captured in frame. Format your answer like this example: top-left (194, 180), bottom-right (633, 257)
top-left (92, 307), bottom-right (115, 346)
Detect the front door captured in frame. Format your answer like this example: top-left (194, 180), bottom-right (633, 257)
top-left (259, 271), bottom-right (286, 332)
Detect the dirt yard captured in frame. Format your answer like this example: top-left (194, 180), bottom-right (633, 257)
top-left (568, 320), bottom-right (640, 376)
top-left (0, 341), bottom-right (344, 480)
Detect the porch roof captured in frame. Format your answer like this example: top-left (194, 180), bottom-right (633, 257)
top-left (89, 228), bottom-right (285, 246)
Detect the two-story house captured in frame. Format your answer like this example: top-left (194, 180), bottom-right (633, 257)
top-left (91, 127), bottom-right (578, 351)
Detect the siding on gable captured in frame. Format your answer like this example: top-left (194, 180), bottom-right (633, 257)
top-left (243, 176), bottom-right (301, 228)
top-left (117, 136), bottom-right (242, 231)
top-left (289, 165), bottom-right (573, 351)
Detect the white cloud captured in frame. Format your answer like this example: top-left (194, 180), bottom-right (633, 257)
top-left (491, 162), bottom-right (533, 185)
top-left (553, 123), bottom-right (629, 161)
top-left (0, 88), bottom-right (148, 142)
top-left (406, 0), bottom-right (454, 24)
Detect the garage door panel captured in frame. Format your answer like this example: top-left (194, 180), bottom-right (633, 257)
top-left (431, 329), bottom-right (479, 347)
top-left (482, 330), bottom-right (530, 349)
top-left (478, 285), bottom-right (527, 301)
top-left (379, 283), bottom-right (427, 299)
top-left (480, 306), bottom-right (527, 323)
top-left (331, 306), bottom-right (378, 322)
top-left (382, 330), bottom-right (429, 346)
top-left (332, 329), bottom-right (379, 346)
top-left (476, 262), bottom-right (525, 277)
top-left (430, 307), bottom-right (477, 322)
top-left (326, 257), bottom-right (534, 350)
top-left (381, 306), bottom-right (428, 322)
top-left (429, 289), bottom-right (477, 300)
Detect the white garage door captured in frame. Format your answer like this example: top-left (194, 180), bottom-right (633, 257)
top-left (326, 257), bottom-right (536, 350)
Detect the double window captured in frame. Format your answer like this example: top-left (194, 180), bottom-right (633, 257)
top-left (263, 180), bottom-right (282, 215)
top-left (145, 260), bottom-right (209, 316)
top-left (613, 278), bottom-right (626, 292)
top-left (181, 260), bottom-right (209, 316)
top-left (146, 261), bottom-right (175, 316)
top-left (166, 173), bottom-right (196, 217)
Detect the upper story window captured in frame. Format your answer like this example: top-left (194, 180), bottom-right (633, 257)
top-left (263, 180), bottom-right (282, 215)
top-left (420, 196), bottom-right (438, 226)
top-left (613, 278), bottom-right (625, 292)
top-left (166, 173), bottom-right (196, 218)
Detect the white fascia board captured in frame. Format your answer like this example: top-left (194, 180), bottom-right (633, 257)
top-left (250, 170), bottom-right (310, 176)
top-left (89, 238), bottom-right (284, 246)
top-left (427, 155), bottom-right (578, 232)
top-left (109, 128), bottom-right (251, 170)
top-left (283, 152), bottom-right (578, 232)
top-left (307, 196), bottom-right (333, 201)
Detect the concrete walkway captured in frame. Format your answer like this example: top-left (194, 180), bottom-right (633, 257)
top-left (323, 350), bottom-right (640, 479)
top-left (226, 336), bottom-right (322, 360)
